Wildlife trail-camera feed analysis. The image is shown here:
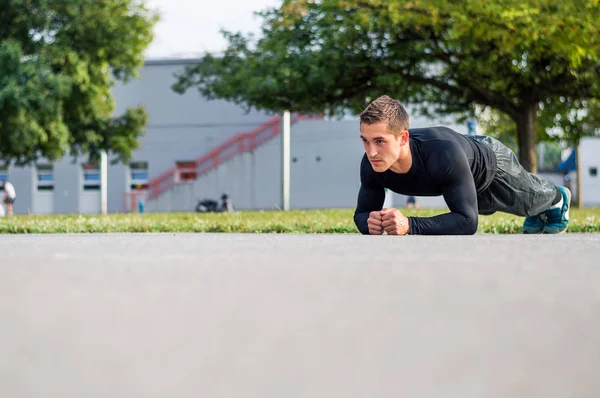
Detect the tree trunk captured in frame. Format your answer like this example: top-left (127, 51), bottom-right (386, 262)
top-left (515, 104), bottom-right (538, 173)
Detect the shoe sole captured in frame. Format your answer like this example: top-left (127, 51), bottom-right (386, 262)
top-left (522, 229), bottom-right (544, 234)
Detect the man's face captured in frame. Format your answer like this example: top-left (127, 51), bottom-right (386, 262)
top-left (360, 121), bottom-right (406, 172)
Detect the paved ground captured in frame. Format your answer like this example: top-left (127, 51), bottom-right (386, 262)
top-left (0, 233), bottom-right (599, 398)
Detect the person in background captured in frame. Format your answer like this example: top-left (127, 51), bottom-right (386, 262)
top-left (2, 180), bottom-right (16, 215)
top-left (220, 193), bottom-right (234, 213)
top-left (406, 195), bottom-right (419, 209)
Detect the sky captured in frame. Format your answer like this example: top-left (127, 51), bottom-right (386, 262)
top-left (144, 0), bottom-right (281, 58)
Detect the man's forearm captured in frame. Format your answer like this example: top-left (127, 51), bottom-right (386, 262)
top-left (409, 212), bottom-right (478, 235)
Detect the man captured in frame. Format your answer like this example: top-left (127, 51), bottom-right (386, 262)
top-left (219, 193), bottom-right (234, 213)
top-left (406, 195), bottom-right (419, 209)
top-left (2, 180), bottom-right (16, 216)
top-left (354, 95), bottom-right (571, 235)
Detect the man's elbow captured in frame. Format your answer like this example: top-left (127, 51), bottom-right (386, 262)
top-left (354, 222), bottom-right (370, 235)
top-left (353, 214), bottom-right (370, 235)
top-left (461, 214), bottom-right (478, 235)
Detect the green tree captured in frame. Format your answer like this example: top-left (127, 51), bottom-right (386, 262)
top-left (173, 0), bottom-right (600, 172)
top-left (0, 0), bottom-right (158, 166)
top-left (480, 99), bottom-right (600, 151)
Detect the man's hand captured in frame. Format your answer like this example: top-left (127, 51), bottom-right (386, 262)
top-left (381, 208), bottom-right (410, 235)
top-left (367, 211), bottom-right (384, 235)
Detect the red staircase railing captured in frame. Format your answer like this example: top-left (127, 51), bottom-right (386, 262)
top-left (124, 113), bottom-right (322, 212)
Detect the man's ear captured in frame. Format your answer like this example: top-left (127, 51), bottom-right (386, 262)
top-left (400, 130), bottom-right (409, 146)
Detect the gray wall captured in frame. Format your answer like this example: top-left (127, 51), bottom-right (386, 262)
top-left (9, 166), bottom-right (33, 214)
top-left (580, 137), bottom-right (600, 206)
top-left (142, 109), bottom-right (600, 213)
top-left (53, 157), bottom-right (80, 214)
top-left (147, 117), bottom-right (464, 212)
top-left (112, 59), bottom-right (275, 181)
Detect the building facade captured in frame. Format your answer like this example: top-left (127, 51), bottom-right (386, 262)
top-left (2, 58), bottom-right (273, 214)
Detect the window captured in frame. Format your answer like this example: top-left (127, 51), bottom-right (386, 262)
top-left (82, 163), bottom-right (101, 191)
top-left (590, 167), bottom-right (598, 177)
top-left (130, 161), bottom-right (149, 190)
top-left (176, 161), bottom-right (197, 181)
top-left (37, 164), bottom-right (54, 191)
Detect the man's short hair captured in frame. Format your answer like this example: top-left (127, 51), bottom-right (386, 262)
top-left (359, 95), bottom-right (409, 134)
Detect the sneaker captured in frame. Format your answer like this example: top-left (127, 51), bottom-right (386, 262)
top-left (522, 214), bottom-right (545, 234)
top-left (543, 186), bottom-right (571, 234)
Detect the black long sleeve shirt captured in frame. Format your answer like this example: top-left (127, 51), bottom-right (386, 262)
top-left (354, 127), bottom-right (497, 235)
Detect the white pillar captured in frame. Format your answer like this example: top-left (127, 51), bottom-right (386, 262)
top-left (281, 110), bottom-right (291, 211)
top-left (251, 151), bottom-right (256, 210)
top-left (30, 165), bottom-right (37, 214)
top-left (100, 150), bottom-right (108, 214)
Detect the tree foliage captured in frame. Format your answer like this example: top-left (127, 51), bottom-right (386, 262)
top-left (481, 99), bottom-right (600, 150)
top-left (0, 0), bottom-right (158, 166)
top-left (174, 0), bottom-right (600, 172)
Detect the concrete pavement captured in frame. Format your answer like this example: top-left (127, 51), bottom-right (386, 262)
top-left (1, 233), bottom-right (599, 398)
